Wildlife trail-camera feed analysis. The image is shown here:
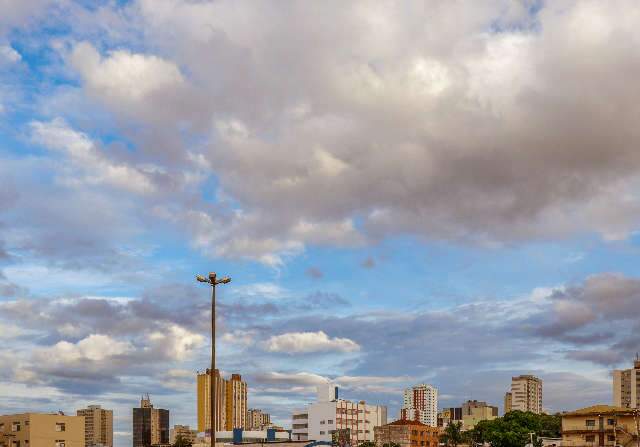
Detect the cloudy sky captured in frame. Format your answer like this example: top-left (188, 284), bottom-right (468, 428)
top-left (2, 0), bottom-right (640, 445)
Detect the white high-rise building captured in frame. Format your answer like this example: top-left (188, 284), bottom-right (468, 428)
top-left (401, 384), bottom-right (438, 427)
top-left (613, 358), bottom-right (640, 408)
top-left (290, 383), bottom-right (387, 445)
top-left (505, 375), bottom-right (543, 414)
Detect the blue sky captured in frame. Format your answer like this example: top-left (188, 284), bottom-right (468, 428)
top-left (2, 1), bottom-right (640, 447)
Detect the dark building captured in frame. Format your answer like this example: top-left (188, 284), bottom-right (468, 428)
top-left (133, 395), bottom-right (170, 447)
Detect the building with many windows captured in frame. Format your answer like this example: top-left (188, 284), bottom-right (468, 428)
top-left (561, 405), bottom-right (639, 447)
top-left (460, 401), bottom-right (498, 430)
top-left (132, 396), bottom-right (169, 447)
top-left (290, 384), bottom-right (387, 445)
top-left (168, 426), bottom-right (197, 445)
top-left (374, 419), bottom-right (439, 447)
top-left (401, 384), bottom-right (438, 427)
top-left (76, 406), bottom-right (112, 447)
top-left (613, 358), bottom-right (640, 409)
top-left (504, 375), bottom-right (543, 414)
top-left (248, 410), bottom-right (271, 431)
top-left (197, 370), bottom-right (248, 434)
top-left (0, 412), bottom-right (85, 447)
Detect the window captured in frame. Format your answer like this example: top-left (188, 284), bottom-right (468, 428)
top-left (55, 441), bottom-right (65, 447)
top-left (320, 420), bottom-right (325, 425)
top-left (608, 419), bottom-right (615, 426)
top-left (12, 441), bottom-right (19, 447)
top-left (586, 420), bottom-right (596, 427)
top-left (319, 431), bottom-right (325, 435)
top-left (11, 423), bottom-right (20, 432)
top-left (585, 435), bottom-right (595, 443)
top-left (0, 423), bottom-right (4, 430)
top-left (56, 423), bottom-right (66, 432)
top-left (608, 435), bottom-right (615, 441)
top-left (328, 420), bottom-right (334, 425)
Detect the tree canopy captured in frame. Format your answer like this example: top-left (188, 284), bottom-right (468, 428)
top-left (466, 411), bottom-right (561, 447)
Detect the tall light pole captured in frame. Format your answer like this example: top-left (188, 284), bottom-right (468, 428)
top-left (196, 272), bottom-right (231, 447)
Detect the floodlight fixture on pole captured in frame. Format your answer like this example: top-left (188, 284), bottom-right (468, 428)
top-left (195, 271), bottom-right (231, 446)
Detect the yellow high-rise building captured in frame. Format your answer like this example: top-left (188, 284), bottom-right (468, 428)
top-left (76, 406), bottom-right (112, 447)
top-left (197, 370), bottom-right (248, 433)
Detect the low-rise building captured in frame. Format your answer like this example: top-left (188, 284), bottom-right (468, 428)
top-left (0, 412), bottom-right (85, 447)
top-left (437, 408), bottom-right (462, 428)
top-left (374, 419), bottom-right (439, 447)
top-left (460, 401), bottom-right (498, 431)
top-left (169, 426), bottom-right (197, 445)
top-left (247, 410), bottom-right (271, 431)
top-left (561, 405), bottom-right (639, 447)
top-left (291, 384), bottom-right (387, 445)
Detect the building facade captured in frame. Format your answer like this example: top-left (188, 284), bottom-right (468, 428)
top-left (505, 375), bottom-right (542, 414)
top-left (169, 426), bottom-right (197, 445)
top-left (291, 410), bottom-right (308, 442)
top-left (374, 419), bottom-right (439, 447)
top-left (0, 413), bottom-right (85, 447)
top-left (504, 392), bottom-right (512, 415)
top-left (291, 384), bottom-right (388, 445)
top-left (248, 410), bottom-right (271, 431)
top-left (437, 408), bottom-right (462, 428)
top-left (132, 396), bottom-right (169, 447)
top-left (613, 359), bottom-right (640, 409)
top-left (77, 406), bottom-right (113, 447)
top-left (561, 405), bottom-right (639, 447)
top-left (460, 401), bottom-right (498, 431)
top-left (401, 384), bottom-right (438, 427)
top-left (197, 370), bottom-right (248, 434)
top-left (225, 374), bottom-right (248, 430)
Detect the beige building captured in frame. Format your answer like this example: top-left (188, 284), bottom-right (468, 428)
top-left (0, 413), bottom-right (85, 447)
top-left (169, 426), bottom-right (197, 445)
top-left (505, 375), bottom-right (542, 414)
top-left (76, 406), bottom-right (112, 447)
top-left (460, 401), bottom-right (498, 431)
top-left (561, 405), bottom-right (639, 447)
top-left (197, 370), bottom-right (248, 433)
top-left (613, 359), bottom-right (640, 409)
top-left (247, 410), bottom-right (271, 431)
top-left (504, 392), bottom-right (512, 414)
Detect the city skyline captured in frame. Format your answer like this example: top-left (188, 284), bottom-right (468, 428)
top-left (2, 1), bottom-right (640, 447)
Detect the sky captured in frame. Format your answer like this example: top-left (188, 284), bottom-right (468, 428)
top-left (1, 0), bottom-right (640, 445)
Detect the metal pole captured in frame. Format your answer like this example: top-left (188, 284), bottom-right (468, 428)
top-left (210, 274), bottom-right (217, 447)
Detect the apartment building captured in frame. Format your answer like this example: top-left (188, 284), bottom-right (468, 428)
top-left (374, 419), bottom-right (439, 447)
top-left (168, 426), bottom-right (197, 445)
top-left (132, 396), bottom-right (169, 447)
top-left (291, 384), bottom-right (387, 445)
top-left (401, 384), bottom-right (438, 427)
top-left (225, 374), bottom-right (248, 430)
top-left (0, 413), bottom-right (85, 447)
top-left (76, 406), bottom-right (112, 447)
top-left (460, 401), bottom-right (498, 431)
top-left (613, 358), bottom-right (640, 409)
top-left (561, 405), bottom-right (638, 447)
top-left (504, 392), bottom-right (512, 415)
top-left (197, 370), bottom-right (247, 434)
top-left (437, 408), bottom-right (462, 428)
top-left (505, 375), bottom-right (543, 414)
top-left (247, 410), bottom-right (271, 431)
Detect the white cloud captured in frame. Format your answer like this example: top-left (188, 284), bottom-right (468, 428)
top-left (44, 334), bottom-right (133, 363)
top-left (147, 324), bottom-right (205, 361)
top-left (30, 118), bottom-right (156, 194)
top-left (265, 331), bottom-right (360, 354)
top-left (70, 42), bottom-right (184, 102)
top-left (0, 44), bottom-right (20, 63)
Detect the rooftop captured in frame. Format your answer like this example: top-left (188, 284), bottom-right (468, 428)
top-left (563, 405), bottom-right (636, 416)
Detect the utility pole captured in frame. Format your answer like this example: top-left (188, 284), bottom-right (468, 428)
top-left (197, 272), bottom-right (231, 447)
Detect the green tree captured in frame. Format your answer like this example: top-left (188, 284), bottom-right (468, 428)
top-left (467, 411), bottom-right (561, 447)
top-left (442, 422), bottom-right (464, 447)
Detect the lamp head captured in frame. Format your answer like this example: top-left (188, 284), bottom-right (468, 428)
top-left (218, 276), bottom-right (231, 284)
top-left (196, 275), bottom-right (208, 283)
